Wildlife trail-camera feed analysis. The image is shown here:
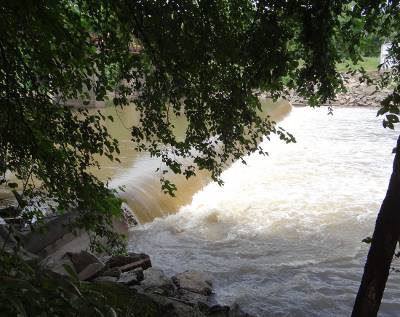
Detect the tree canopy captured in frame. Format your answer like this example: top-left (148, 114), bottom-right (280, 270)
top-left (0, 1), bottom-right (372, 234)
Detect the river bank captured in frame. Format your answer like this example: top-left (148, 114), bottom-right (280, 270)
top-left (0, 207), bottom-right (254, 317)
top-left (289, 72), bottom-right (391, 107)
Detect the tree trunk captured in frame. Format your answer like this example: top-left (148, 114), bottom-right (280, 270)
top-left (352, 135), bottom-right (400, 317)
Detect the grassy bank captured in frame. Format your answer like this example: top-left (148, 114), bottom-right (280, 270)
top-left (336, 56), bottom-right (380, 72)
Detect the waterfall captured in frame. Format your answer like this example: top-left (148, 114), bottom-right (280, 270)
top-left (110, 99), bottom-right (292, 223)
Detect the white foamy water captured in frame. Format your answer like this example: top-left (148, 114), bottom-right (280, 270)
top-left (128, 107), bottom-right (400, 316)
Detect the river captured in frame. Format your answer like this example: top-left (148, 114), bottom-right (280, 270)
top-left (2, 103), bottom-right (399, 316)
top-left (114, 106), bottom-right (400, 316)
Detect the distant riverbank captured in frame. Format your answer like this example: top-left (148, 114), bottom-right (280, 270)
top-left (289, 72), bottom-right (391, 107)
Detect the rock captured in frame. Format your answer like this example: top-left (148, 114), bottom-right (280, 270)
top-left (93, 275), bottom-right (119, 283)
top-left (0, 225), bottom-right (39, 263)
top-left (119, 267), bottom-right (144, 286)
top-left (67, 250), bottom-right (101, 273)
top-left (106, 253), bottom-right (151, 271)
top-left (288, 72), bottom-right (390, 108)
top-left (21, 212), bottom-right (81, 255)
top-left (101, 267), bottom-right (122, 278)
top-left (200, 302), bottom-right (254, 317)
top-left (20, 211), bottom-right (126, 258)
top-left (108, 252), bottom-right (150, 266)
top-left (78, 262), bottom-right (105, 281)
top-left (134, 268), bottom-right (176, 296)
top-left (43, 231), bottom-right (90, 257)
top-left (172, 271), bottom-right (213, 296)
top-left (121, 203), bottom-right (138, 227)
top-left (179, 289), bottom-right (209, 305)
top-left (133, 267), bottom-right (144, 281)
top-left (40, 253), bottom-right (77, 277)
top-left (142, 268), bottom-right (173, 288)
top-left (202, 303), bottom-right (231, 316)
top-left (84, 279), bottom-right (178, 317)
top-left (146, 293), bottom-right (192, 316)
top-left (365, 85), bottom-right (377, 95)
top-left (0, 225), bottom-right (18, 246)
top-left (146, 293), bottom-right (254, 317)
top-left (228, 303), bottom-right (254, 317)
top-left (88, 265), bottom-right (254, 317)
top-left (119, 258), bottom-right (152, 272)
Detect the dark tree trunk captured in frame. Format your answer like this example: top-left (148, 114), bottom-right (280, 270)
top-left (352, 135), bottom-right (400, 317)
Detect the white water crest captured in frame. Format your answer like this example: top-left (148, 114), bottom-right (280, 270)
top-left (127, 107), bottom-right (400, 317)
top-left (110, 154), bottom-right (211, 223)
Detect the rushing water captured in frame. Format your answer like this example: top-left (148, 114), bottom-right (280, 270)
top-left (123, 106), bottom-right (400, 317)
top-left (2, 102), bottom-right (399, 316)
top-left (108, 99), bottom-right (290, 222)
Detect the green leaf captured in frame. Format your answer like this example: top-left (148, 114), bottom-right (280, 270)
top-left (9, 297), bottom-right (27, 317)
top-left (104, 306), bottom-right (118, 317)
top-left (63, 264), bottom-right (80, 284)
top-left (387, 114), bottom-right (399, 124)
top-left (362, 236), bottom-right (372, 244)
top-left (12, 190), bottom-right (26, 209)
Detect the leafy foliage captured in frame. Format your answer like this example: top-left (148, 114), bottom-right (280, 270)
top-left (0, 0), bottom-right (131, 251)
top-left (0, 250), bottom-right (158, 317)
top-left (337, 1), bottom-right (400, 130)
top-left (0, 249), bottom-right (110, 316)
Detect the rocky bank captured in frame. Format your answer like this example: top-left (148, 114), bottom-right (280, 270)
top-left (42, 250), bottom-right (251, 317)
top-left (0, 208), bottom-right (253, 317)
top-left (289, 72), bottom-right (392, 107)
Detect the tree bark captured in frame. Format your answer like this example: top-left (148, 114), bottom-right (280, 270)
top-left (352, 135), bottom-right (400, 317)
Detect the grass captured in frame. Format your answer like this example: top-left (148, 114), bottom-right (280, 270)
top-left (336, 56), bottom-right (380, 73)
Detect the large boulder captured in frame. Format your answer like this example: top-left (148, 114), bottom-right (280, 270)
top-left (39, 253), bottom-right (77, 277)
top-left (142, 268), bottom-right (173, 289)
top-left (134, 268), bottom-right (176, 296)
top-left (172, 271), bottom-right (213, 296)
top-left (101, 266), bottom-right (122, 278)
top-left (119, 267), bottom-right (144, 286)
top-left (87, 281), bottom-right (179, 317)
top-left (78, 262), bottom-right (105, 281)
top-left (67, 250), bottom-right (101, 273)
top-left (93, 275), bottom-right (119, 283)
top-left (0, 225), bottom-right (39, 262)
top-left (106, 253), bottom-right (151, 271)
top-left (21, 212), bottom-right (82, 256)
top-left (41, 251), bottom-right (105, 280)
